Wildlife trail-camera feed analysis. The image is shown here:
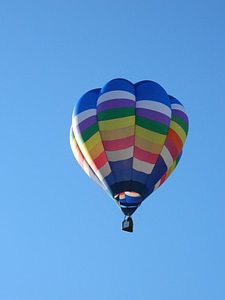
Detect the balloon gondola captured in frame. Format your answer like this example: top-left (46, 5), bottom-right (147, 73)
top-left (70, 78), bottom-right (188, 232)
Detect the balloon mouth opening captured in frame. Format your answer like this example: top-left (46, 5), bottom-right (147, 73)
top-left (114, 192), bottom-right (142, 216)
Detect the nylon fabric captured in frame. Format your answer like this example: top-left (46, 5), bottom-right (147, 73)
top-left (70, 78), bottom-right (189, 214)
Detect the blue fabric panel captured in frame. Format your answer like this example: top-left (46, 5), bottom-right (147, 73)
top-left (131, 169), bottom-right (149, 184)
top-left (103, 172), bottom-right (116, 187)
top-left (108, 158), bottom-right (133, 185)
top-left (110, 169), bottom-right (132, 183)
top-left (146, 155), bottom-right (168, 195)
top-left (100, 78), bottom-right (135, 95)
top-left (109, 158), bottom-right (133, 172)
top-left (74, 88), bottom-right (100, 115)
top-left (135, 80), bottom-right (171, 107)
top-left (169, 95), bottom-right (181, 105)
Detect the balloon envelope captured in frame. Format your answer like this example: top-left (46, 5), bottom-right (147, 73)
top-left (70, 78), bottom-right (188, 216)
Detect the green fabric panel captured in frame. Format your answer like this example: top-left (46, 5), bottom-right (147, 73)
top-left (81, 123), bottom-right (99, 142)
top-left (97, 107), bottom-right (135, 121)
top-left (172, 115), bottom-right (188, 134)
top-left (136, 115), bottom-right (168, 135)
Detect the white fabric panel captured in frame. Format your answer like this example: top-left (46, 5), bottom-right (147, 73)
top-left (171, 103), bottom-right (187, 114)
top-left (72, 109), bottom-right (96, 126)
top-left (97, 90), bottom-right (135, 104)
top-left (133, 157), bottom-right (154, 174)
top-left (136, 100), bottom-right (171, 117)
top-left (106, 146), bottom-right (134, 162)
top-left (161, 146), bottom-right (174, 169)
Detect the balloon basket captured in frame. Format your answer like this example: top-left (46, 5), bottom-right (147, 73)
top-left (122, 217), bottom-right (133, 233)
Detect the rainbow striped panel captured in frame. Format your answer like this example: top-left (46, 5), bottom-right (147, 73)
top-left (72, 89), bottom-right (114, 192)
top-left (70, 126), bottom-right (110, 195)
top-left (150, 96), bottom-right (189, 194)
top-left (97, 80), bottom-right (136, 196)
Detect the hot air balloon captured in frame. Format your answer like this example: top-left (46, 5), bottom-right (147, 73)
top-left (70, 78), bottom-right (189, 232)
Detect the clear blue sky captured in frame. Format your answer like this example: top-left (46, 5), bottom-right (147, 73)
top-left (0, 0), bottom-right (224, 299)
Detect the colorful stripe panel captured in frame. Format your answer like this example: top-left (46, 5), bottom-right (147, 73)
top-left (69, 126), bottom-right (110, 195)
top-left (97, 84), bottom-right (136, 195)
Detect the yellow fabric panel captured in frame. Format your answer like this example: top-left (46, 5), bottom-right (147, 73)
top-left (100, 125), bottom-right (135, 141)
top-left (134, 135), bottom-right (163, 154)
top-left (83, 132), bottom-right (103, 152)
top-left (98, 116), bottom-right (135, 130)
top-left (135, 125), bottom-right (166, 145)
top-left (88, 140), bottom-right (105, 160)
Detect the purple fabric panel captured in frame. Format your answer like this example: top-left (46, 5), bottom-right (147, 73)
top-left (136, 107), bottom-right (171, 125)
top-left (97, 99), bottom-right (135, 112)
top-left (172, 109), bottom-right (188, 123)
top-left (77, 115), bottom-right (97, 132)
